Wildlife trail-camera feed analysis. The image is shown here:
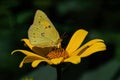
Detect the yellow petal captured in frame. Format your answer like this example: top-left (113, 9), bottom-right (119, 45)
top-left (19, 56), bottom-right (42, 68)
top-left (73, 39), bottom-right (106, 57)
top-left (22, 39), bottom-right (33, 50)
top-left (31, 60), bottom-right (52, 68)
top-left (79, 42), bottom-right (106, 57)
top-left (66, 29), bottom-right (88, 55)
top-left (50, 57), bottom-right (63, 65)
top-left (64, 56), bottom-right (81, 64)
top-left (32, 60), bottom-right (45, 68)
top-left (11, 50), bottom-right (48, 60)
top-left (12, 50), bottom-right (53, 67)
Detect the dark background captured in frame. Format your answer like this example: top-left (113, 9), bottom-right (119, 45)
top-left (0, 0), bottom-right (120, 80)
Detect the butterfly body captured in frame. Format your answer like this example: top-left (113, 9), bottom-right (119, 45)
top-left (28, 10), bottom-right (61, 48)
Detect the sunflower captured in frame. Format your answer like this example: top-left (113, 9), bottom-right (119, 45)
top-left (12, 29), bottom-right (106, 68)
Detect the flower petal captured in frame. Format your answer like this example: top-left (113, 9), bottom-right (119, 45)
top-left (72, 39), bottom-right (106, 57)
top-left (32, 60), bottom-right (46, 68)
top-left (22, 39), bottom-right (33, 50)
top-left (11, 50), bottom-right (48, 60)
top-left (19, 56), bottom-right (42, 68)
top-left (66, 29), bottom-right (88, 55)
top-left (64, 56), bottom-right (81, 64)
top-left (80, 42), bottom-right (106, 57)
top-left (50, 57), bottom-right (63, 65)
top-left (12, 50), bottom-right (53, 67)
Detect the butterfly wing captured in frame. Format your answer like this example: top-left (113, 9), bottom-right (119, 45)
top-left (28, 10), bottom-right (61, 48)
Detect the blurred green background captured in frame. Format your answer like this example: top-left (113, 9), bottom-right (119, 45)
top-left (0, 0), bottom-right (120, 80)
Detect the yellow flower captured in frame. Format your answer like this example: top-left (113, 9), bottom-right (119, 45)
top-left (11, 29), bottom-right (106, 68)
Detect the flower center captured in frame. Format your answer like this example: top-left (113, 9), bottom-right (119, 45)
top-left (47, 48), bottom-right (69, 59)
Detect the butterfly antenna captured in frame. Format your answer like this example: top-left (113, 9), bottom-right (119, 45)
top-left (60, 32), bottom-right (67, 40)
top-left (60, 32), bottom-right (68, 48)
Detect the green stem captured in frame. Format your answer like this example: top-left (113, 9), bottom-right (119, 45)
top-left (56, 65), bottom-right (62, 80)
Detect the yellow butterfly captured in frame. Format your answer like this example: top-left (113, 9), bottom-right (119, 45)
top-left (28, 10), bottom-right (61, 48)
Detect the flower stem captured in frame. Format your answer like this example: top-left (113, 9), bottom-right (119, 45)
top-left (56, 65), bottom-right (62, 80)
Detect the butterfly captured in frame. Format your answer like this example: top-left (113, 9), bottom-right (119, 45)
top-left (28, 10), bottom-right (61, 48)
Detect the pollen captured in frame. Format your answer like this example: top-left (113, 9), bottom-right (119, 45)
top-left (47, 48), bottom-right (69, 59)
